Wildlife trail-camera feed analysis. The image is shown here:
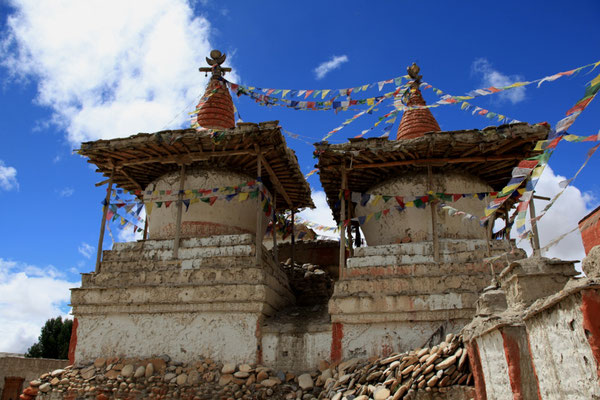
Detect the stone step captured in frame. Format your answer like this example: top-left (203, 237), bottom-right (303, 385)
top-left (343, 262), bottom-right (491, 278)
top-left (83, 266), bottom-right (268, 287)
top-left (72, 282), bottom-right (293, 312)
top-left (111, 233), bottom-right (255, 252)
top-left (102, 243), bottom-right (256, 262)
top-left (98, 255), bottom-right (257, 273)
top-left (353, 239), bottom-right (508, 258)
top-left (347, 250), bottom-right (502, 267)
top-left (330, 309), bottom-right (475, 324)
top-left (328, 291), bottom-right (479, 316)
top-left (332, 274), bottom-right (491, 296)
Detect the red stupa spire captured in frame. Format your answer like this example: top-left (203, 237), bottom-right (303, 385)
top-left (196, 50), bottom-right (235, 130)
top-left (395, 63), bottom-right (440, 140)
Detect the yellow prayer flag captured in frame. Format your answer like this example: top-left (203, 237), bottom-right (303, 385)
top-left (282, 90), bottom-right (290, 98)
top-left (238, 192), bottom-right (249, 202)
top-left (145, 202), bottom-right (153, 216)
top-left (366, 213), bottom-right (374, 223)
top-left (533, 140), bottom-right (547, 151)
top-left (591, 73), bottom-right (600, 88)
top-left (321, 89), bottom-right (330, 99)
top-left (362, 84), bottom-right (369, 91)
top-left (372, 195), bottom-right (382, 206)
top-left (367, 98), bottom-right (375, 106)
top-left (531, 166), bottom-right (544, 179)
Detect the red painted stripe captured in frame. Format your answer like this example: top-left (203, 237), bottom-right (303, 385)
top-left (331, 322), bottom-right (343, 363)
top-left (581, 289), bottom-right (600, 379)
top-left (68, 317), bottom-right (78, 365)
top-left (501, 329), bottom-right (524, 400)
top-left (467, 341), bottom-right (488, 400)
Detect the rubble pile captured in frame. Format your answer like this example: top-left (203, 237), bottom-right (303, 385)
top-left (280, 258), bottom-right (333, 306)
top-left (19, 335), bottom-right (471, 400)
top-left (316, 334), bottom-right (472, 400)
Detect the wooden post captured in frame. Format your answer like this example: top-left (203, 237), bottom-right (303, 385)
top-left (256, 155), bottom-right (263, 265)
top-left (347, 200), bottom-right (354, 257)
top-left (291, 209), bottom-right (295, 267)
top-left (142, 213), bottom-right (149, 240)
top-left (339, 167), bottom-right (347, 279)
top-left (427, 166), bottom-right (440, 262)
top-left (529, 195), bottom-right (541, 256)
top-left (485, 216), bottom-right (494, 257)
top-left (95, 168), bottom-right (115, 273)
top-left (173, 164), bottom-right (186, 259)
top-left (272, 192), bottom-right (278, 265)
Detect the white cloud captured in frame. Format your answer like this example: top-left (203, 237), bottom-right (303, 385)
top-left (298, 191), bottom-right (338, 239)
top-left (314, 55), bottom-right (349, 80)
top-left (1, 0), bottom-right (238, 146)
top-left (0, 258), bottom-right (78, 353)
top-left (0, 161), bottom-right (18, 191)
top-left (471, 58), bottom-right (526, 104)
top-left (77, 242), bottom-right (94, 259)
top-left (512, 165), bottom-right (596, 266)
top-left (59, 187), bottom-right (74, 197)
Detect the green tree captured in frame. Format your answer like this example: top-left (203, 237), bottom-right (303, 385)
top-left (26, 316), bottom-right (73, 359)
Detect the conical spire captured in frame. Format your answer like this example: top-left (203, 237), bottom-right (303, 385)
top-left (195, 50), bottom-right (235, 130)
top-left (395, 63), bottom-right (440, 140)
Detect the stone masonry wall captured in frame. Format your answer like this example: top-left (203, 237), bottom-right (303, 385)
top-left (0, 355), bottom-right (68, 394)
top-left (71, 234), bottom-right (294, 365)
top-left (464, 251), bottom-right (600, 399)
top-left (525, 288), bottom-right (600, 399)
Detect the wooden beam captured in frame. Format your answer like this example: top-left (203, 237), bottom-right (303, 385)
top-left (427, 166), bottom-right (440, 263)
top-left (339, 166), bottom-right (347, 280)
top-left (323, 154), bottom-right (527, 171)
top-left (529, 193), bottom-right (541, 256)
top-left (95, 168), bottom-right (115, 273)
top-left (256, 151), bottom-right (294, 209)
top-left (272, 192), bottom-right (278, 265)
top-left (173, 164), bottom-right (187, 259)
top-left (291, 209), bottom-right (295, 267)
top-left (256, 154), bottom-right (263, 265)
top-left (95, 178), bottom-right (110, 187)
top-left (115, 147), bottom-right (274, 168)
top-left (118, 167), bottom-right (142, 190)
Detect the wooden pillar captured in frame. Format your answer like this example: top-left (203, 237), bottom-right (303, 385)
top-left (347, 200), bottom-right (354, 257)
top-left (256, 155), bottom-right (263, 265)
top-left (173, 164), bottom-right (186, 259)
top-left (529, 194), bottom-right (541, 256)
top-left (485, 216), bottom-right (494, 257)
top-left (291, 209), bottom-right (295, 267)
top-left (95, 168), bottom-right (115, 273)
top-left (272, 192), bottom-right (278, 265)
top-left (427, 166), bottom-right (440, 262)
top-left (142, 213), bottom-right (149, 240)
top-left (339, 167), bottom-right (347, 279)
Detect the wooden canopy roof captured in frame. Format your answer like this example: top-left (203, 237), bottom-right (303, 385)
top-left (315, 122), bottom-right (550, 221)
top-left (77, 121), bottom-right (314, 210)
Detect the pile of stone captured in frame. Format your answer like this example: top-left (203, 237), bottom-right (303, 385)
top-left (20, 335), bottom-right (471, 400)
top-left (316, 334), bottom-right (471, 400)
top-left (281, 258), bottom-right (333, 306)
top-left (18, 355), bottom-right (322, 400)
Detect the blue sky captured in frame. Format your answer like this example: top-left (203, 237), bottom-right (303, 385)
top-left (0, 0), bottom-right (598, 352)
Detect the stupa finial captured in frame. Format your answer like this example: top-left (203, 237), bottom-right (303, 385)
top-left (199, 49), bottom-right (232, 78)
top-left (407, 63), bottom-right (422, 88)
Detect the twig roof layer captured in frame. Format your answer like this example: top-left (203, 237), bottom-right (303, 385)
top-left (315, 122), bottom-right (550, 221)
top-left (77, 121), bottom-right (314, 210)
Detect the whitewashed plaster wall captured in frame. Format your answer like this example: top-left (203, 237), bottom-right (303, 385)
top-left (356, 171), bottom-right (491, 245)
